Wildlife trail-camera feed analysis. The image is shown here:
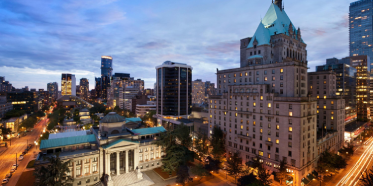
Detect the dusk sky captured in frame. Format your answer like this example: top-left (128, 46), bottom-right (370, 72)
top-left (0, 0), bottom-right (353, 90)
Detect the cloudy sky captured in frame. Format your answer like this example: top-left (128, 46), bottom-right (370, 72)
top-left (0, 0), bottom-right (352, 90)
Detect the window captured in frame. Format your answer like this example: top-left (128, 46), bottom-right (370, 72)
top-left (289, 127), bottom-right (292, 132)
top-left (276, 125), bottom-right (279, 130)
top-left (276, 139), bottom-right (279, 144)
top-left (289, 112), bottom-right (293, 116)
top-left (289, 104), bottom-right (292, 109)
top-left (76, 167), bottom-right (81, 176)
top-left (268, 103), bottom-right (271, 108)
top-left (288, 151), bottom-right (292, 157)
top-left (85, 166), bottom-right (89, 174)
top-left (259, 151), bottom-right (264, 156)
top-left (280, 69), bottom-right (283, 73)
top-left (93, 164), bottom-right (97, 172)
top-left (272, 76), bottom-right (275, 81)
top-left (288, 142), bottom-right (292, 147)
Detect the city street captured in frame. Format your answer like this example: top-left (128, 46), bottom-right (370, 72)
top-left (0, 116), bottom-right (48, 186)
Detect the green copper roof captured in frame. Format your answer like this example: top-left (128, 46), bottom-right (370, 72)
top-left (125, 118), bottom-right (142, 123)
top-left (248, 55), bottom-right (264, 59)
top-left (132, 126), bottom-right (166, 136)
top-left (102, 139), bottom-right (139, 149)
top-left (40, 134), bottom-right (96, 150)
top-left (248, 3), bottom-right (303, 48)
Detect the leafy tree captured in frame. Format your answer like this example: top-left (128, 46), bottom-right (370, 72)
top-left (154, 124), bottom-right (195, 174)
top-left (34, 110), bottom-right (46, 117)
top-left (0, 126), bottom-right (11, 137)
top-left (276, 159), bottom-right (289, 185)
top-left (194, 132), bottom-right (209, 154)
top-left (238, 173), bottom-right (258, 186)
top-left (89, 103), bottom-right (106, 114)
top-left (257, 165), bottom-right (272, 186)
top-left (340, 143), bottom-right (354, 157)
top-left (141, 110), bottom-right (156, 127)
top-left (360, 167), bottom-right (373, 186)
top-left (211, 126), bottom-right (225, 158)
top-left (205, 157), bottom-right (221, 172)
top-left (176, 165), bottom-right (189, 186)
top-left (227, 151), bottom-right (243, 183)
top-left (316, 150), bottom-right (347, 178)
top-left (38, 131), bottom-right (50, 144)
top-left (191, 163), bottom-right (209, 181)
top-left (34, 152), bottom-right (73, 186)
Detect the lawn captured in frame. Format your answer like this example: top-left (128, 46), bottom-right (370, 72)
top-left (26, 160), bottom-right (35, 168)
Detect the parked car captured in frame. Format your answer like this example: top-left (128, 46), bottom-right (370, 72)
top-left (12, 164), bottom-right (18, 168)
top-left (18, 155), bottom-right (23, 161)
top-left (2, 178), bottom-right (8, 184)
top-left (9, 169), bottom-right (15, 173)
top-left (5, 173), bottom-right (11, 179)
top-left (22, 151), bottom-right (26, 155)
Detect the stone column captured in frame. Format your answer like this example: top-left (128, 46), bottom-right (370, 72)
top-left (106, 153), bottom-right (110, 174)
top-left (134, 147), bottom-right (139, 170)
top-left (73, 161), bottom-right (76, 178)
top-left (125, 150), bottom-right (129, 173)
top-left (90, 158), bottom-right (92, 174)
top-left (116, 152), bottom-right (120, 175)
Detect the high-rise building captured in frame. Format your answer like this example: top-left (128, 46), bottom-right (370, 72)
top-left (155, 61), bottom-right (192, 128)
top-left (210, 1), bottom-right (317, 185)
top-left (101, 56), bottom-right (113, 101)
top-left (350, 0), bottom-right (373, 67)
top-left (205, 81), bottom-right (216, 97)
top-left (61, 73), bottom-right (76, 96)
top-left (109, 73), bottom-right (144, 110)
top-left (0, 77), bottom-right (13, 92)
top-left (76, 85), bottom-right (80, 98)
top-left (95, 77), bottom-right (101, 99)
top-left (80, 78), bottom-right (89, 101)
top-left (307, 71), bottom-right (345, 150)
top-left (192, 79), bottom-right (205, 104)
top-left (316, 59), bottom-right (357, 121)
top-left (47, 82), bottom-right (58, 102)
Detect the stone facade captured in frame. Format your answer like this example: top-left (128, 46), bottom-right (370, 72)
top-left (192, 79), bottom-right (205, 104)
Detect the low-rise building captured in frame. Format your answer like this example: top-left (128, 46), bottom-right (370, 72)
top-left (136, 104), bottom-right (156, 118)
top-left (35, 112), bottom-right (164, 186)
top-left (79, 108), bottom-right (91, 124)
top-left (3, 114), bottom-right (27, 136)
top-left (0, 96), bottom-right (12, 119)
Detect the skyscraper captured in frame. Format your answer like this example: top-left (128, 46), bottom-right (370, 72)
top-left (61, 73), bottom-right (76, 96)
top-left (155, 61), bottom-right (192, 128)
top-left (210, 1), bottom-right (317, 185)
top-left (80, 78), bottom-right (89, 101)
top-left (101, 56), bottom-right (113, 101)
top-left (47, 82), bottom-right (58, 102)
top-left (95, 77), bottom-right (101, 99)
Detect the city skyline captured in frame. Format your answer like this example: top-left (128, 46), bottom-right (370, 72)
top-left (1, 0), bottom-right (351, 90)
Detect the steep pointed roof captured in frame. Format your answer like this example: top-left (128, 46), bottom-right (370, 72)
top-left (248, 3), bottom-right (303, 48)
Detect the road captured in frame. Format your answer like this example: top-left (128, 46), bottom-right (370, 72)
top-left (335, 137), bottom-right (373, 186)
top-left (0, 116), bottom-right (48, 186)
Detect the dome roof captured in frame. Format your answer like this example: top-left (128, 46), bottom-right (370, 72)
top-left (101, 112), bottom-right (125, 123)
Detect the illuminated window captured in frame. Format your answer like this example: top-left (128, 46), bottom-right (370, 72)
top-left (276, 125), bottom-right (279, 130)
top-left (267, 137), bottom-right (271, 142)
top-left (260, 129), bottom-right (263, 133)
top-left (268, 153), bottom-right (271, 159)
top-left (276, 139), bottom-right (279, 144)
top-left (253, 121), bottom-right (256, 126)
top-left (331, 116), bottom-right (334, 120)
top-left (240, 73), bottom-right (242, 77)
top-left (323, 106), bottom-right (326, 109)
top-left (317, 96), bottom-right (319, 99)
top-left (268, 103), bottom-right (271, 108)
top-left (324, 96), bottom-right (326, 99)
top-left (331, 101), bottom-right (334, 105)
top-left (260, 96), bottom-right (263, 100)
top-left (240, 125), bottom-right (243, 129)
top-left (234, 79), bottom-right (237, 83)
top-left (310, 86), bottom-right (312, 89)
top-left (289, 127), bottom-right (292, 132)
top-left (224, 112), bottom-right (227, 115)
top-left (331, 111), bottom-right (334, 114)
top-left (235, 113), bottom-right (238, 117)
top-left (289, 112), bottom-right (293, 116)
top-left (317, 110), bottom-right (319, 113)
top-left (324, 81), bottom-right (326, 84)
top-left (253, 103), bottom-right (256, 106)
top-left (259, 151), bottom-right (263, 156)
top-left (210, 115), bottom-right (212, 118)
top-left (280, 69), bottom-right (284, 73)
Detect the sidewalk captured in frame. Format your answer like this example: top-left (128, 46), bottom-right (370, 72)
top-left (0, 146), bottom-right (8, 155)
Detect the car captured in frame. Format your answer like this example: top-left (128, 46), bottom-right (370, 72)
top-left (18, 156), bottom-right (23, 161)
top-left (2, 179), bottom-right (8, 184)
top-left (12, 164), bottom-right (18, 168)
top-left (5, 173), bottom-right (11, 179)
top-left (22, 151), bottom-right (26, 155)
top-left (9, 169), bottom-right (15, 173)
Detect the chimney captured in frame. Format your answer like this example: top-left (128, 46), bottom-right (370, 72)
top-left (274, 0), bottom-right (283, 11)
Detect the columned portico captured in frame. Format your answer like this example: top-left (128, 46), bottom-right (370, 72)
top-left (125, 150), bottom-right (129, 173)
top-left (116, 152), bottom-right (120, 175)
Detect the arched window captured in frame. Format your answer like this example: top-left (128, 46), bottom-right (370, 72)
top-left (246, 88), bottom-right (250, 93)
top-left (240, 89), bottom-right (244, 93)
top-left (235, 89), bottom-right (239, 93)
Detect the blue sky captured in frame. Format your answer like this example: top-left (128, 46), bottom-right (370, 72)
top-left (0, 0), bottom-right (352, 90)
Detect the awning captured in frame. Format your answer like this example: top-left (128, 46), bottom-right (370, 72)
top-left (307, 174), bottom-right (314, 180)
top-left (302, 178), bottom-right (310, 185)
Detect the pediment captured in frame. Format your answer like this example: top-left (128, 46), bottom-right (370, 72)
top-left (102, 139), bottom-right (139, 150)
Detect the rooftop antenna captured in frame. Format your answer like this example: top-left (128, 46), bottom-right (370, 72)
top-left (283, 2), bottom-right (285, 10)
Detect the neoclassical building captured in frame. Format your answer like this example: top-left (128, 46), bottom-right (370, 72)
top-left (36, 112), bottom-right (165, 186)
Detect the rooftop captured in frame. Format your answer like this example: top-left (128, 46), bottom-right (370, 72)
top-left (131, 126), bottom-right (166, 136)
top-left (102, 138), bottom-right (139, 149)
top-left (101, 112), bottom-right (125, 123)
top-left (125, 117), bottom-right (142, 123)
top-left (40, 134), bottom-right (97, 149)
top-left (345, 121), bottom-right (368, 132)
top-left (48, 130), bottom-right (89, 139)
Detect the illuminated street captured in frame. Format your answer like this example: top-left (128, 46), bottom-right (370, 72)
top-left (335, 137), bottom-right (373, 186)
top-left (0, 117), bottom-right (48, 186)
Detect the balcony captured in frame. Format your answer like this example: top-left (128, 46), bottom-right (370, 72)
top-left (265, 141), bottom-right (273, 146)
top-left (237, 134), bottom-right (252, 141)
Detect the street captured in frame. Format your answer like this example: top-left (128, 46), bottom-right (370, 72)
top-left (335, 137), bottom-right (373, 186)
top-left (0, 116), bottom-right (48, 186)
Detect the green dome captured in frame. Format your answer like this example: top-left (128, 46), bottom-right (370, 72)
top-left (101, 112), bottom-right (125, 123)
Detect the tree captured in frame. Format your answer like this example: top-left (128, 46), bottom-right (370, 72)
top-left (194, 133), bottom-right (209, 154)
top-left (3, 110), bottom-right (26, 120)
top-left (227, 151), bottom-right (243, 183)
top-left (340, 143), bottom-right (354, 157)
top-left (0, 126), bottom-right (11, 138)
top-left (257, 165), bottom-right (272, 186)
top-left (38, 131), bottom-right (50, 144)
top-left (191, 163), bottom-right (209, 181)
top-left (276, 160), bottom-right (289, 185)
top-left (360, 167), bottom-right (373, 186)
top-left (211, 126), bottom-right (225, 158)
top-left (316, 150), bottom-right (347, 178)
top-left (34, 152), bottom-right (74, 186)
top-left (238, 173), bottom-right (258, 186)
top-left (176, 165), bottom-right (189, 186)
top-left (154, 124), bottom-right (195, 174)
